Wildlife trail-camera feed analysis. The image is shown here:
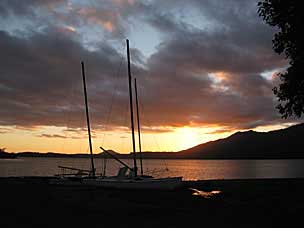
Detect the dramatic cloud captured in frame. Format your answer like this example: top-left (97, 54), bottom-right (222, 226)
top-left (0, 0), bottom-right (295, 134)
top-left (0, 28), bottom-right (137, 128)
top-left (0, 0), bottom-right (67, 17)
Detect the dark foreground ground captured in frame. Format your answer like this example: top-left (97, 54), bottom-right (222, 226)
top-left (1, 177), bottom-right (304, 228)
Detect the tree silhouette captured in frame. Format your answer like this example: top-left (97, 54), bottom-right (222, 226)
top-left (258, 0), bottom-right (304, 118)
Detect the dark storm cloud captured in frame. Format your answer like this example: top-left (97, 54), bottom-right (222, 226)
top-left (0, 0), bottom-right (67, 17)
top-left (0, 28), bottom-right (137, 129)
top-left (146, 0), bottom-right (286, 74)
top-left (0, 0), bottom-right (294, 132)
top-left (0, 0), bottom-right (128, 38)
top-left (133, 0), bottom-right (290, 129)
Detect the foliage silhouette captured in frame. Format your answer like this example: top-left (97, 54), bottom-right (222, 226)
top-left (258, 0), bottom-right (304, 118)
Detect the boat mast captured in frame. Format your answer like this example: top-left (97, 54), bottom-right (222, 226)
top-left (126, 39), bottom-right (138, 177)
top-left (81, 61), bottom-right (95, 178)
top-left (134, 78), bottom-right (143, 176)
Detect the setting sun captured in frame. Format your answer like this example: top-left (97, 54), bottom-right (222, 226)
top-left (175, 127), bottom-right (200, 150)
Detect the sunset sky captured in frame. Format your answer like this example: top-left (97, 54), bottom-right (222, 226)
top-left (0, 0), bottom-right (300, 154)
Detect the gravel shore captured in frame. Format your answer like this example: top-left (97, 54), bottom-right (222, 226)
top-left (1, 177), bottom-right (303, 227)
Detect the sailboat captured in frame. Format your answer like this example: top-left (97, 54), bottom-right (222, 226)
top-left (51, 39), bottom-right (183, 190)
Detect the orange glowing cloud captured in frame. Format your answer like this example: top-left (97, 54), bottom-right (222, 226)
top-left (65, 25), bottom-right (76, 32)
top-left (77, 7), bottom-right (117, 32)
top-left (209, 71), bottom-right (230, 82)
top-left (208, 71), bottom-right (231, 92)
top-left (99, 20), bottom-right (115, 32)
top-left (56, 25), bottom-right (77, 35)
top-left (271, 71), bottom-right (281, 80)
top-left (87, 17), bottom-right (115, 32)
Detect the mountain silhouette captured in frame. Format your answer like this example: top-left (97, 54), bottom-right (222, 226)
top-left (177, 123), bottom-right (304, 159)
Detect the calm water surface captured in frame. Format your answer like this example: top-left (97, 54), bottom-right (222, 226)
top-left (1, 158), bottom-right (304, 180)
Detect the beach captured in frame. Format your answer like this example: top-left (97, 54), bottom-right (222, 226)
top-left (1, 177), bottom-right (304, 227)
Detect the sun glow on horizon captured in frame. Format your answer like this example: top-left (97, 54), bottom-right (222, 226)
top-left (0, 123), bottom-right (297, 154)
top-left (0, 125), bottom-right (229, 153)
top-left (175, 127), bottom-right (200, 150)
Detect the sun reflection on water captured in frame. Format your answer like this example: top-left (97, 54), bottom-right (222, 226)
top-left (190, 188), bottom-right (222, 198)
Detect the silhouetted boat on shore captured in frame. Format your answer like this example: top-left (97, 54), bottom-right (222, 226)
top-left (50, 39), bottom-right (183, 190)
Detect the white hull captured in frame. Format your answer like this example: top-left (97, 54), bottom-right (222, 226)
top-left (49, 176), bottom-right (183, 190)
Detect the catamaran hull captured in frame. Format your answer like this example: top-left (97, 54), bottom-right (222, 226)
top-left (50, 177), bottom-right (183, 190)
top-left (83, 177), bottom-right (183, 190)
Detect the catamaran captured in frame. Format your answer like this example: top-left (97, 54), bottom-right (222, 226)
top-left (50, 39), bottom-right (183, 190)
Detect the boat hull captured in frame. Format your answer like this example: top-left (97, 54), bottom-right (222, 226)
top-left (50, 177), bottom-right (183, 190)
top-left (86, 177), bottom-right (183, 190)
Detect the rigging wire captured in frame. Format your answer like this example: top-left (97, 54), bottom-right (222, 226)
top-left (98, 43), bottom-right (126, 174)
top-left (100, 43), bottom-right (126, 147)
top-left (132, 65), bottom-right (170, 174)
top-left (119, 92), bottom-right (131, 154)
top-left (61, 81), bottom-right (74, 154)
top-left (57, 62), bottom-right (92, 169)
top-left (137, 93), bottom-right (169, 173)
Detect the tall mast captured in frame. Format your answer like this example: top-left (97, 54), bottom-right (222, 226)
top-left (81, 61), bottom-right (95, 178)
top-left (134, 78), bottom-right (143, 176)
top-left (126, 39), bottom-right (138, 176)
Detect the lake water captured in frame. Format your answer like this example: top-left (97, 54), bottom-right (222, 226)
top-left (1, 158), bottom-right (304, 180)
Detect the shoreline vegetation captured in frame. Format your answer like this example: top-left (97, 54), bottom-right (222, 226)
top-left (0, 177), bottom-right (303, 227)
top-left (0, 151), bottom-right (17, 159)
top-left (2, 123), bottom-right (304, 159)
top-left (4, 151), bottom-right (304, 160)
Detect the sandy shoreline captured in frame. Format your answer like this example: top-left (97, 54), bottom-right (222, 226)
top-left (1, 177), bottom-right (304, 227)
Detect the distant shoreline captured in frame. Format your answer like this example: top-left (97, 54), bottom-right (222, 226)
top-left (3, 151), bottom-right (304, 160)
top-left (0, 152), bottom-right (17, 159)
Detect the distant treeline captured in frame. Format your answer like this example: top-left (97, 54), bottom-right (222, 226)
top-left (0, 149), bottom-right (17, 159)
top-left (14, 151), bottom-right (178, 159)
